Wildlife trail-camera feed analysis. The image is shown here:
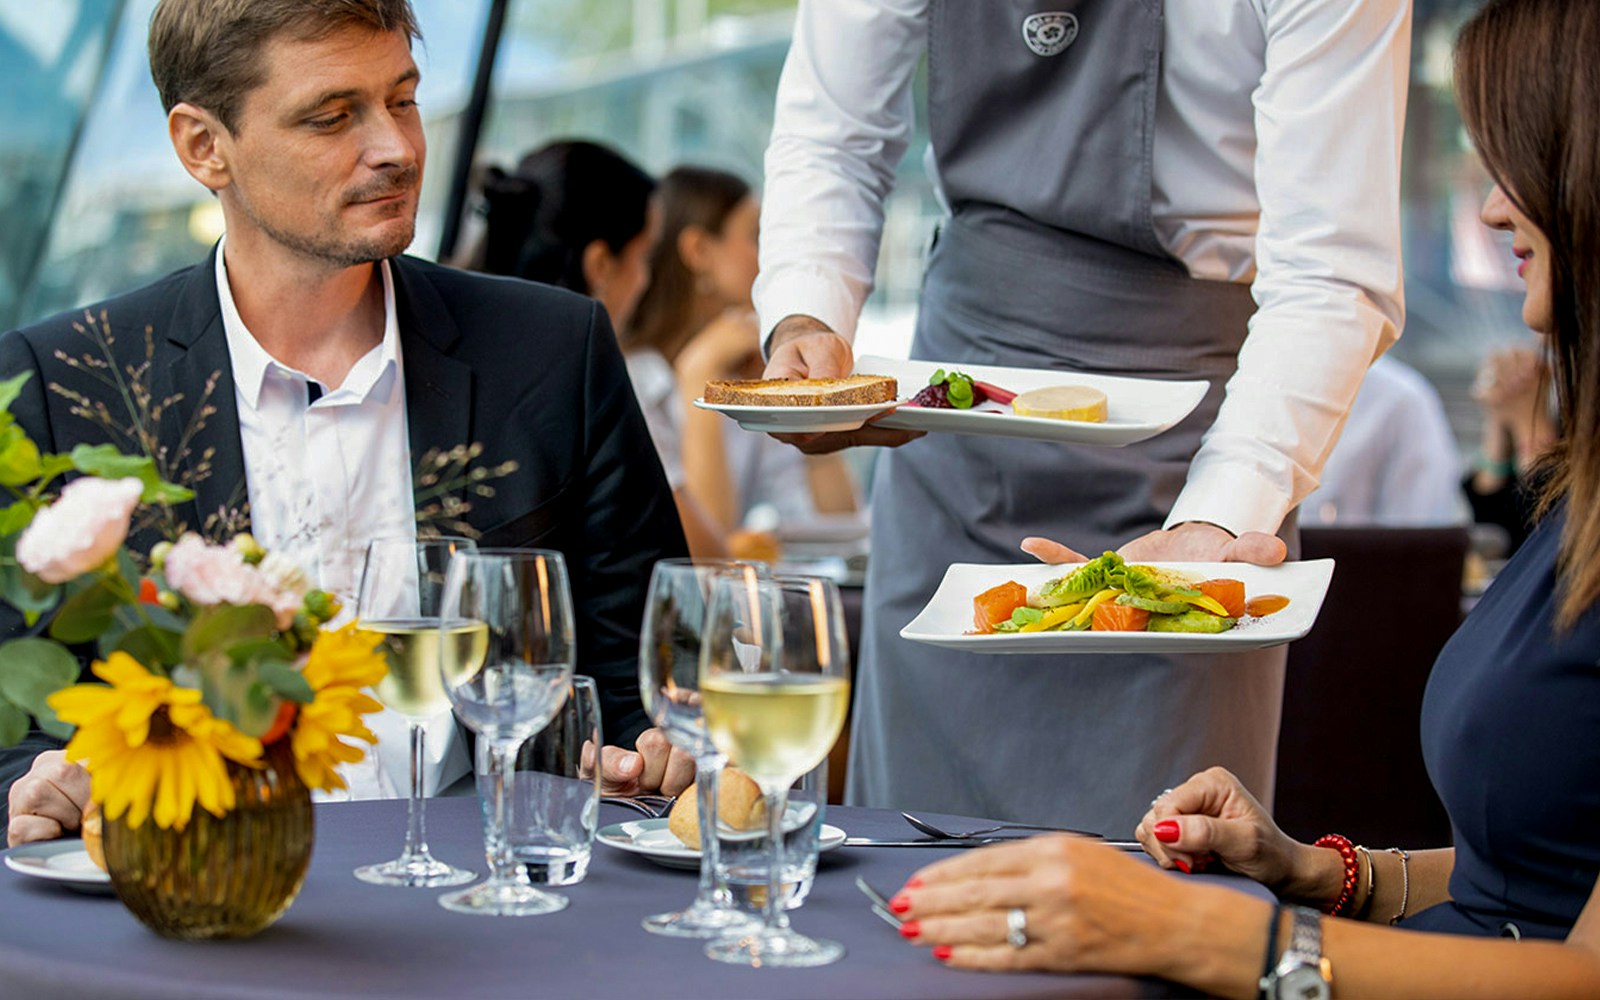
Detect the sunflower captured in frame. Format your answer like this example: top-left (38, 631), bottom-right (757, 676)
top-left (48, 653), bottom-right (263, 830)
top-left (289, 624), bottom-right (387, 792)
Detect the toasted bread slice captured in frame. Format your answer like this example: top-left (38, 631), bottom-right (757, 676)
top-left (703, 374), bottom-right (897, 407)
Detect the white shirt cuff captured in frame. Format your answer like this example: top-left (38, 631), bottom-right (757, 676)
top-left (1164, 463), bottom-right (1295, 539)
top-left (754, 266), bottom-right (863, 350)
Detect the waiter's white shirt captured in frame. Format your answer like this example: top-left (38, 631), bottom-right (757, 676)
top-left (216, 243), bottom-right (468, 799)
top-left (756, 0), bottom-right (1410, 536)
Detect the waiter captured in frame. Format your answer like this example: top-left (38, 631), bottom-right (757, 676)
top-left (756, 0), bottom-right (1410, 833)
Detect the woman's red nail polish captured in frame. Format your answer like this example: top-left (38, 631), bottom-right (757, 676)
top-left (1174, 859), bottom-right (1191, 874)
top-left (1153, 819), bottom-right (1180, 843)
top-left (932, 944), bottom-right (953, 961)
top-left (904, 877), bottom-right (924, 889)
top-left (899, 920), bottom-right (921, 939)
top-left (890, 894), bottom-right (911, 914)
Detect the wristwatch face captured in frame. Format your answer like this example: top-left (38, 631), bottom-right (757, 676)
top-left (1274, 964), bottom-right (1332, 1000)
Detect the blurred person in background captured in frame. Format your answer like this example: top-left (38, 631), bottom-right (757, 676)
top-left (1298, 354), bottom-right (1465, 526)
top-left (1465, 342), bottom-right (1557, 554)
top-left (626, 166), bottom-right (859, 562)
top-left (755, 0), bottom-right (1410, 832)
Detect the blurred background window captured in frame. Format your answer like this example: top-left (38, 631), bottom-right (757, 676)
top-left (0, 0), bottom-right (1530, 456)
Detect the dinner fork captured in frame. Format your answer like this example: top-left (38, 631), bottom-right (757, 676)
top-left (900, 811), bottom-right (1104, 841)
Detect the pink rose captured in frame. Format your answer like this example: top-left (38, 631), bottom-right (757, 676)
top-left (164, 534), bottom-right (306, 628)
top-left (16, 477), bottom-right (143, 584)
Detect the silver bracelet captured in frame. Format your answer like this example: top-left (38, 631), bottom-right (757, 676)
top-left (1385, 848), bottom-right (1411, 925)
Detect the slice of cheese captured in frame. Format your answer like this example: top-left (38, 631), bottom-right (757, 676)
top-left (1011, 385), bottom-right (1108, 422)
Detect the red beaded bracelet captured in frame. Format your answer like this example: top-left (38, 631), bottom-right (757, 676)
top-left (1314, 833), bottom-right (1359, 917)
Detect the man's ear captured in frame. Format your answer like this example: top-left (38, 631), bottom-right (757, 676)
top-left (581, 238), bottom-right (614, 294)
top-left (167, 102), bottom-right (231, 192)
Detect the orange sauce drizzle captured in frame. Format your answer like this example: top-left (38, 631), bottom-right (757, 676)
top-left (1244, 594), bottom-right (1290, 617)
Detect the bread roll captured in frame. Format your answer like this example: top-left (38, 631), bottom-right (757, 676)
top-left (703, 374), bottom-right (897, 407)
top-left (667, 767), bottom-right (765, 849)
top-left (81, 801), bottom-right (105, 871)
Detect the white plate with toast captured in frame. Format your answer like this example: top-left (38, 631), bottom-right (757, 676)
top-left (901, 560), bottom-right (1336, 654)
top-left (4, 840), bottom-right (114, 893)
top-left (696, 357), bottom-right (1208, 446)
top-left (597, 818), bottom-right (847, 870)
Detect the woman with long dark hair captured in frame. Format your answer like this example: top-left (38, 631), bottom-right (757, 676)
top-left (887, 2), bottom-right (1600, 994)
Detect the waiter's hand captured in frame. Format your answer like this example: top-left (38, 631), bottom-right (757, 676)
top-left (1021, 522), bottom-right (1286, 566)
top-left (596, 729), bottom-right (695, 797)
top-left (762, 314), bottom-right (924, 454)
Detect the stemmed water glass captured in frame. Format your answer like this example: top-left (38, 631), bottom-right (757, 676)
top-left (699, 574), bottom-right (851, 967)
top-left (638, 559), bottom-right (765, 938)
top-left (437, 548), bottom-right (576, 916)
top-left (353, 536), bottom-right (478, 887)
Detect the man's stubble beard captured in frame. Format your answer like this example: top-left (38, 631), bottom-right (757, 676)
top-left (238, 165), bottom-right (422, 268)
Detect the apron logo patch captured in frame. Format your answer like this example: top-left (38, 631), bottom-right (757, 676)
top-left (1021, 12), bottom-right (1078, 57)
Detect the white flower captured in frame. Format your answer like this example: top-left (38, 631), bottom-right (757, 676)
top-left (16, 477), bottom-right (144, 584)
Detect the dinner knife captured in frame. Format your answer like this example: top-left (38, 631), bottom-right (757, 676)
top-left (844, 836), bottom-right (1144, 850)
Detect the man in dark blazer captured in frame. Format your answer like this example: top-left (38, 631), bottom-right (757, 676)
top-left (3, 0), bottom-right (690, 844)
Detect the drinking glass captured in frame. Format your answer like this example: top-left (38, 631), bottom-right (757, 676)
top-left (699, 574), bottom-right (851, 967)
top-left (715, 756), bottom-right (827, 913)
top-left (353, 536), bottom-right (478, 887)
top-left (476, 675), bottom-right (602, 886)
top-left (638, 558), bottom-right (765, 938)
top-left (437, 549), bottom-right (576, 916)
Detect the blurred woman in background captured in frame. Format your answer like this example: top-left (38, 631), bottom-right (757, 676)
top-left (627, 166), bottom-right (858, 559)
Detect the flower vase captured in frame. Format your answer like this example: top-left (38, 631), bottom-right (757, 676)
top-left (103, 738), bottom-right (314, 940)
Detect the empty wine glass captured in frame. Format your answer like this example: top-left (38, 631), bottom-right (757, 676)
top-left (699, 574), bottom-right (851, 967)
top-left (437, 548), bottom-right (576, 916)
top-left (353, 536), bottom-right (477, 887)
top-left (638, 559), bottom-right (765, 938)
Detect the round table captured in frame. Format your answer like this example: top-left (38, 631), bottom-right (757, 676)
top-left (0, 798), bottom-right (1268, 999)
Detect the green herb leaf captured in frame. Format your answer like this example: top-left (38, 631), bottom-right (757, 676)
top-left (928, 368), bottom-right (947, 386)
top-left (0, 425), bottom-right (43, 486)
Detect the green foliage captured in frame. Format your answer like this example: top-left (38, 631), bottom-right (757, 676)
top-left (0, 703), bottom-right (26, 747)
top-left (48, 578), bottom-right (123, 644)
top-left (1039, 552), bottom-right (1123, 606)
top-left (0, 638), bottom-right (82, 740)
top-left (70, 444), bottom-right (195, 505)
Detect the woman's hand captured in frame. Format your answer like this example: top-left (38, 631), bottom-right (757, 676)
top-left (893, 835), bottom-right (1235, 980)
top-left (1136, 766), bottom-right (1337, 906)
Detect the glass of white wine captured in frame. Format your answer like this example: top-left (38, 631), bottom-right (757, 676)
top-left (638, 559), bottom-right (765, 938)
top-left (353, 536), bottom-right (480, 887)
top-left (438, 548), bottom-right (576, 916)
top-left (699, 574), bottom-right (851, 967)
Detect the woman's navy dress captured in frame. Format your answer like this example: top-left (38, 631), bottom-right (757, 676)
top-left (1408, 507), bottom-right (1600, 938)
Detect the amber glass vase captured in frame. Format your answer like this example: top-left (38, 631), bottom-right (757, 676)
top-left (103, 739), bottom-right (314, 939)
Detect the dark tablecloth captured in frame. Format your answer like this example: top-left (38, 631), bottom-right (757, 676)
top-left (0, 798), bottom-right (1268, 999)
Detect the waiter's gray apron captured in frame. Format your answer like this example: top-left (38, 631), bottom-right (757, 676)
top-left (849, 0), bottom-right (1296, 833)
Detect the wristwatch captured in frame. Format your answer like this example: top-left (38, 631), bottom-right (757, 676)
top-left (1260, 905), bottom-right (1332, 1000)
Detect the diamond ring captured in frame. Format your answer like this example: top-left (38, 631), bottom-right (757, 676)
top-left (1150, 787), bottom-right (1174, 808)
top-left (1006, 907), bottom-right (1028, 949)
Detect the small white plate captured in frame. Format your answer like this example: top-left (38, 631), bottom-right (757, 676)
top-left (901, 560), bottom-right (1335, 654)
top-left (4, 841), bottom-right (114, 893)
top-left (862, 356), bottom-right (1208, 446)
top-left (695, 357), bottom-right (1207, 446)
top-left (597, 818), bottom-right (847, 871)
top-left (691, 399), bottom-right (897, 434)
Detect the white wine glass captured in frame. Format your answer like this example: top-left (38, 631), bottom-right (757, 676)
top-left (437, 548), bottom-right (576, 916)
top-left (353, 536), bottom-right (478, 887)
top-left (638, 559), bottom-right (765, 938)
top-left (699, 574), bottom-right (851, 967)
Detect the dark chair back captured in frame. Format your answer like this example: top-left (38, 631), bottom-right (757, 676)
top-left (1272, 525), bottom-right (1469, 848)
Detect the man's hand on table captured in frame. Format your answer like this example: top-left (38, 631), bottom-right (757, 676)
top-left (761, 315), bottom-right (924, 454)
top-left (1021, 521), bottom-right (1287, 566)
top-left (7, 751), bottom-right (90, 847)
top-left (597, 728), bottom-right (695, 798)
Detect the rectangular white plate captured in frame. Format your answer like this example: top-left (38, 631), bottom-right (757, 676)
top-left (900, 560), bottom-right (1336, 654)
top-left (693, 357), bottom-right (1207, 446)
top-left (862, 356), bottom-right (1207, 446)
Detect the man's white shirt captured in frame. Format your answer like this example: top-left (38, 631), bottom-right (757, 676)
top-left (215, 241), bottom-right (468, 799)
top-left (755, 0), bottom-right (1412, 537)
